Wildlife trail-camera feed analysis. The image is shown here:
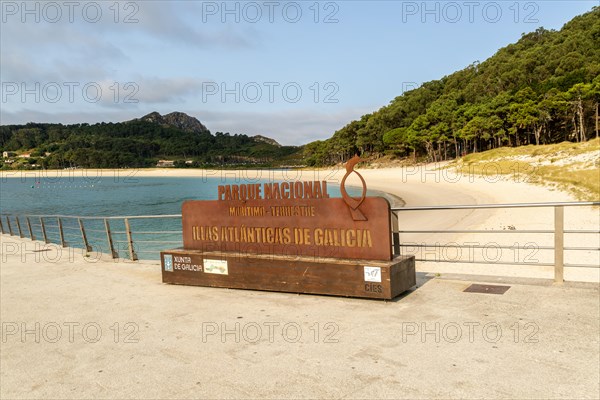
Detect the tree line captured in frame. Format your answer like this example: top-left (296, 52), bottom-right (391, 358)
top-left (0, 121), bottom-right (300, 169)
top-left (303, 8), bottom-right (600, 166)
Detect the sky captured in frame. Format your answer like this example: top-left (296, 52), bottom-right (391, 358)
top-left (0, 0), bottom-right (597, 145)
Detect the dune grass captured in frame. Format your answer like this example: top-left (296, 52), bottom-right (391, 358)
top-left (449, 138), bottom-right (600, 201)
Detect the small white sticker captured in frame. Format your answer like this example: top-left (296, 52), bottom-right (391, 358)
top-left (364, 266), bottom-right (381, 282)
top-left (163, 254), bottom-right (173, 272)
top-left (204, 259), bottom-right (228, 275)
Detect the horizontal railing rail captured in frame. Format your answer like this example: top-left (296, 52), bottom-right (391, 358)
top-left (389, 201), bottom-right (600, 283)
top-left (1, 201), bottom-right (598, 283)
top-left (12, 214), bottom-right (183, 220)
top-left (0, 213), bottom-right (183, 262)
top-left (390, 201), bottom-right (600, 211)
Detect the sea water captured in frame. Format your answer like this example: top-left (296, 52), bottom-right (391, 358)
top-left (0, 173), bottom-right (395, 260)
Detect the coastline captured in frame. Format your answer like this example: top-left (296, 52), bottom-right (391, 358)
top-left (2, 165), bottom-right (597, 281)
top-left (0, 167), bottom-right (405, 209)
top-left (0, 163), bottom-right (586, 205)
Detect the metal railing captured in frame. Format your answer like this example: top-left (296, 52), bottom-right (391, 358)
top-left (0, 214), bottom-right (182, 262)
top-left (390, 201), bottom-right (600, 283)
top-left (1, 201), bottom-right (598, 283)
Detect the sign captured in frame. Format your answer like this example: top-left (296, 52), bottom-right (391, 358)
top-left (203, 259), bottom-right (229, 275)
top-left (161, 155), bottom-right (416, 300)
top-left (182, 197), bottom-right (391, 261)
top-left (364, 266), bottom-right (382, 282)
top-left (182, 156), bottom-right (392, 261)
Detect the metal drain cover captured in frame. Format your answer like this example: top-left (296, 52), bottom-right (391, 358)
top-left (463, 284), bottom-right (510, 295)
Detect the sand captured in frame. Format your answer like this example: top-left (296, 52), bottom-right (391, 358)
top-left (2, 165), bottom-right (598, 282)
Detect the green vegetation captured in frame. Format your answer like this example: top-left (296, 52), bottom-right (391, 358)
top-left (304, 8), bottom-right (600, 166)
top-left (0, 119), bottom-right (301, 169)
top-left (2, 9), bottom-right (599, 172)
top-left (448, 138), bottom-right (600, 200)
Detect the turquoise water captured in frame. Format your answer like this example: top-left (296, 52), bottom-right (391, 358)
top-left (2, 176), bottom-right (229, 216)
top-left (1, 174), bottom-right (386, 259)
top-left (0, 175), bottom-right (369, 215)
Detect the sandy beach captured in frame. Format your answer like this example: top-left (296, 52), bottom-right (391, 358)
top-left (2, 165), bottom-right (598, 281)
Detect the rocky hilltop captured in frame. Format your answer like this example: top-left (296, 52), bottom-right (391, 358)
top-left (0, 111), bottom-right (302, 169)
top-left (136, 111), bottom-right (209, 134)
top-left (252, 135), bottom-right (281, 147)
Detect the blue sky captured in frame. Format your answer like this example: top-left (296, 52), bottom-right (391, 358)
top-left (1, 0), bottom-right (597, 145)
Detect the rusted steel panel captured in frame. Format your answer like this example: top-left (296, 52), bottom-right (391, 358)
top-left (182, 197), bottom-right (392, 261)
top-left (163, 156), bottom-right (416, 299)
top-left (161, 250), bottom-right (415, 300)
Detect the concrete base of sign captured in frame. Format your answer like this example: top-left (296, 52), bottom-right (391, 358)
top-left (160, 249), bottom-right (416, 300)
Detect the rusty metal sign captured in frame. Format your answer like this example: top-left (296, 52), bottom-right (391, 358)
top-left (182, 197), bottom-right (392, 260)
top-left (182, 156), bottom-right (392, 261)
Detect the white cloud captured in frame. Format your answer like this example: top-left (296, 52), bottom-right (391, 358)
top-left (0, 106), bottom-right (371, 145)
top-left (0, 2), bottom-right (372, 145)
top-left (167, 107), bottom-right (373, 145)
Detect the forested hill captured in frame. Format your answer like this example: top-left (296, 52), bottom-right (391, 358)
top-left (0, 112), bottom-right (300, 169)
top-left (303, 7), bottom-right (600, 166)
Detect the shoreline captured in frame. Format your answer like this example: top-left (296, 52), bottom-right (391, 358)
top-left (2, 165), bottom-right (598, 281)
top-left (0, 167), bottom-right (407, 209)
top-left (2, 164), bottom-right (597, 204)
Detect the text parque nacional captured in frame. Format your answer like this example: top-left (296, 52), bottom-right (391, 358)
top-left (218, 181), bottom-right (330, 201)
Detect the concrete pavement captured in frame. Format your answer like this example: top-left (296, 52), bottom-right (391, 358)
top-left (1, 235), bottom-right (599, 399)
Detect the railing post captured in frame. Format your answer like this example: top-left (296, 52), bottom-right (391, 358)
top-left (78, 218), bottom-right (92, 253)
top-left (26, 217), bottom-right (35, 240)
top-left (15, 216), bottom-right (24, 238)
top-left (57, 217), bottom-right (67, 247)
top-left (124, 218), bottom-right (138, 261)
top-left (0, 217), bottom-right (4, 234)
top-left (6, 216), bottom-right (13, 236)
top-left (104, 219), bottom-right (118, 259)
top-left (554, 206), bottom-right (564, 284)
top-left (391, 211), bottom-right (400, 256)
top-left (40, 217), bottom-right (49, 244)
